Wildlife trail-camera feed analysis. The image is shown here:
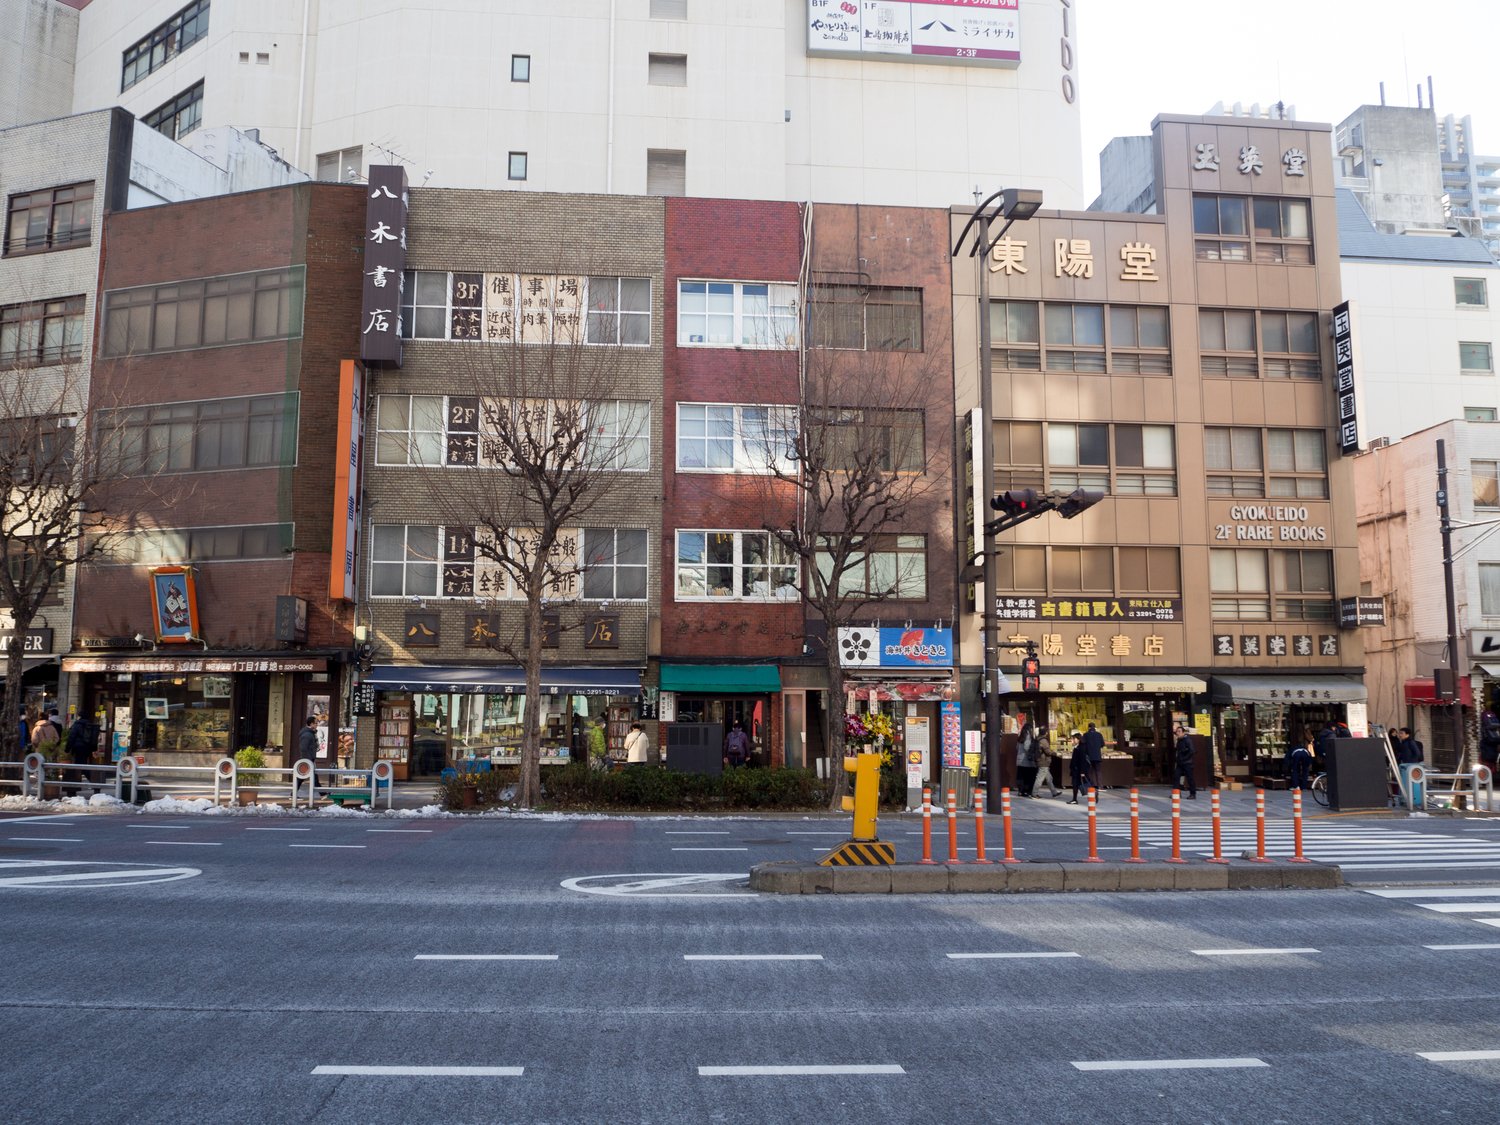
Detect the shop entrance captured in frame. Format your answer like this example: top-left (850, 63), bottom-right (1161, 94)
top-left (85, 674), bottom-right (134, 761)
top-left (675, 695), bottom-right (769, 766)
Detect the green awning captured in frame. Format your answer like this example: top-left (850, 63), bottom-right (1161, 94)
top-left (660, 664), bottom-right (782, 694)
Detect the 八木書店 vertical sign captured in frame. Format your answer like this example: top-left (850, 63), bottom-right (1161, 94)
top-left (1333, 300), bottom-right (1360, 454)
top-left (361, 165), bottom-right (408, 366)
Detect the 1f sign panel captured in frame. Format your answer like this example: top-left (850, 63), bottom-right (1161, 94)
top-left (808, 0), bottom-right (1020, 68)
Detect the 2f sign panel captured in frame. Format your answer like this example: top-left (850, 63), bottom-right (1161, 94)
top-left (807, 0), bottom-right (1020, 68)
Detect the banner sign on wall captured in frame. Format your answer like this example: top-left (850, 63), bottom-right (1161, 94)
top-left (148, 567), bottom-right (199, 643)
top-left (838, 627), bottom-right (953, 668)
top-left (1333, 299), bottom-right (1361, 454)
top-left (808, 0), bottom-right (1021, 68)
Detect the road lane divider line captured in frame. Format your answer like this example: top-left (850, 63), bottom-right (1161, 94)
top-left (1417, 1050), bottom-right (1500, 1062)
top-left (290, 844), bottom-right (367, 849)
top-left (312, 1065), bottom-right (523, 1076)
top-left (10, 837), bottom-right (83, 842)
top-left (415, 955), bottom-right (558, 961)
top-left (369, 829), bottom-right (433, 833)
top-left (665, 831), bottom-right (730, 835)
top-left (947, 952), bottom-right (1080, 959)
top-left (698, 1065), bottom-right (903, 1076)
top-left (1192, 948), bottom-right (1318, 956)
top-left (125, 825), bottom-right (196, 830)
top-left (672, 847), bottom-right (748, 851)
top-left (1425, 944), bottom-right (1500, 950)
top-left (683, 954), bottom-right (822, 961)
top-left (1072, 1058), bottom-right (1268, 1071)
top-left (245, 827), bottom-right (311, 832)
top-left (146, 841), bottom-right (222, 846)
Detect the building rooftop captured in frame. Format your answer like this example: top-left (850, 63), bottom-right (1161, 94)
top-left (1336, 188), bottom-right (1496, 267)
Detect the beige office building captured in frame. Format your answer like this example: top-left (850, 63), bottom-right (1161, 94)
top-left (954, 113), bottom-right (1367, 786)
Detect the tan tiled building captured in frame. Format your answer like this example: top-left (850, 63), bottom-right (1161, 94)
top-left (954, 113), bottom-right (1367, 786)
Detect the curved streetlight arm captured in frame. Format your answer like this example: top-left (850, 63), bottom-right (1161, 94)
top-left (950, 189), bottom-right (1010, 258)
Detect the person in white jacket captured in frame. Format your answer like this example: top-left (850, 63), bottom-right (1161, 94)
top-left (624, 722), bottom-right (650, 764)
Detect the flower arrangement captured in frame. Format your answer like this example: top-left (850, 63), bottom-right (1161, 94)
top-left (844, 711), bottom-right (895, 752)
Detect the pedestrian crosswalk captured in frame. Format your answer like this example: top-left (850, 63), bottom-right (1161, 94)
top-left (1362, 886), bottom-right (1500, 933)
top-left (1068, 822), bottom-right (1500, 871)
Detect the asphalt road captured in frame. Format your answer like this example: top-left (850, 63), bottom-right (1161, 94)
top-left (5, 809), bottom-right (1500, 1124)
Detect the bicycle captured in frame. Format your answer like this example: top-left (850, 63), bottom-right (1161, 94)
top-left (1310, 773), bottom-right (1329, 807)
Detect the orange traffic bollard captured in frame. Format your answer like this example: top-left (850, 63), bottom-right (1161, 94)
top-left (1290, 787), bottom-right (1310, 862)
top-left (946, 788), bottom-right (961, 864)
top-left (1084, 787), bottom-right (1103, 862)
top-left (973, 789), bottom-right (993, 864)
top-left (1167, 788), bottom-right (1185, 863)
top-left (919, 786), bottom-right (935, 864)
top-left (1251, 788), bottom-right (1271, 862)
top-left (1000, 787), bottom-right (1020, 864)
top-left (1126, 787), bottom-right (1145, 863)
top-left (1209, 788), bottom-right (1228, 864)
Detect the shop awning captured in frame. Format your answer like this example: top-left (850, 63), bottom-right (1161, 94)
top-left (1477, 664), bottom-right (1500, 678)
top-left (659, 664), bottom-right (781, 693)
top-left (1405, 677), bottom-right (1475, 707)
top-left (0, 656), bottom-right (58, 680)
top-left (366, 665), bottom-right (642, 696)
top-left (1016, 673), bottom-right (1206, 695)
top-left (1209, 675), bottom-right (1367, 704)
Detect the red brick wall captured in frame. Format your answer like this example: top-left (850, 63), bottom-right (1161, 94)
top-left (662, 197), bottom-right (805, 660)
top-left (77, 183), bottom-right (365, 650)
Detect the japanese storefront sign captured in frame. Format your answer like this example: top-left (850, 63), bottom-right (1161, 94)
top-left (1338, 596), bottom-right (1386, 628)
top-left (404, 612), bottom-right (440, 647)
top-left (360, 165), bottom-right (408, 366)
top-left (274, 596), bottom-right (308, 643)
top-left (1191, 144), bottom-right (1308, 177)
top-left (941, 700), bottom-right (962, 768)
top-left (1333, 300), bottom-right (1360, 454)
top-left (807, 0), bottom-right (1020, 68)
top-left (148, 566), bottom-right (199, 643)
top-left (1212, 504), bottom-right (1327, 543)
top-left (838, 627), bottom-right (953, 668)
top-left (481, 274), bottom-right (585, 344)
top-left (1213, 634), bottom-right (1339, 659)
top-left (330, 360), bottom-right (366, 602)
top-left (994, 597), bottom-right (1182, 622)
top-left (63, 657), bottom-right (327, 673)
top-left (584, 614), bottom-right (620, 648)
top-left (1005, 631), bottom-right (1171, 660)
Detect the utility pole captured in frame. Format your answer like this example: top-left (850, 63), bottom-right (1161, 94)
top-left (1436, 439), bottom-right (1468, 767)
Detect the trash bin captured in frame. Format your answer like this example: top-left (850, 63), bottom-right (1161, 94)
top-left (941, 766), bottom-right (973, 811)
top-left (1327, 739), bottom-right (1388, 811)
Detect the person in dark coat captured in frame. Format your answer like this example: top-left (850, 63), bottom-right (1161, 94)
top-left (1015, 713), bottom-right (1039, 798)
top-left (723, 721), bottom-right (751, 768)
top-left (1068, 731), bottom-right (1088, 804)
top-left (1287, 735), bottom-right (1313, 792)
top-left (1081, 723), bottom-right (1104, 792)
top-left (1479, 710), bottom-right (1500, 771)
top-left (1173, 724), bottom-right (1198, 797)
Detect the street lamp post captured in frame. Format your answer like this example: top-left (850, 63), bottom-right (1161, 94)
top-left (952, 189), bottom-right (1043, 799)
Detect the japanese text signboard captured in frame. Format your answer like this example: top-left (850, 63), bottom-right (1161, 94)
top-left (807, 0), bottom-right (1020, 68)
top-left (1333, 300), bottom-right (1360, 455)
top-left (360, 165), bottom-right (408, 366)
top-left (994, 597), bottom-right (1183, 622)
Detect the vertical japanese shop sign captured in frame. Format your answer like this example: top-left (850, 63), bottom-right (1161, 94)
top-left (331, 360), bottom-right (366, 602)
top-left (1333, 300), bottom-right (1360, 455)
top-left (360, 165), bottom-right (409, 366)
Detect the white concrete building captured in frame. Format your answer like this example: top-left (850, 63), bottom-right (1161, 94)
top-left (1336, 188), bottom-right (1500, 444)
top-left (1440, 113), bottom-right (1500, 255)
top-left (62, 0), bottom-right (1084, 207)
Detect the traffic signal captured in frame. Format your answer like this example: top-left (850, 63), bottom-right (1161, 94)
top-left (991, 488), bottom-right (1041, 517)
top-left (1022, 654), bottom-right (1041, 693)
top-left (1055, 488), bottom-right (1104, 519)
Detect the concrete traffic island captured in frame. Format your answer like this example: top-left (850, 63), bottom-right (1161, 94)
top-left (747, 859), bottom-right (1343, 894)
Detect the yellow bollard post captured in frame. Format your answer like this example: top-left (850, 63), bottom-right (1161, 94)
top-left (817, 753), bottom-right (893, 864)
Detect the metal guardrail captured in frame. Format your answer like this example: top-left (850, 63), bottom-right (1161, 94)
top-left (3, 755), bottom-right (394, 811)
top-left (1408, 764), bottom-right (1494, 812)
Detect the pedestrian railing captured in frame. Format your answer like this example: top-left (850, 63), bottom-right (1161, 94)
top-left (1409, 764), bottom-right (1494, 813)
top-left (3, 753), bottom-right (395, 811)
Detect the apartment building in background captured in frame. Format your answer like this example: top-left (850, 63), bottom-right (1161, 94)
top-left (42, 0), bottom-right (1083, 208)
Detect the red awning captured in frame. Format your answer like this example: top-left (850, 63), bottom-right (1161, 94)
top-left (1404, 678), bottom-right (1474, 707)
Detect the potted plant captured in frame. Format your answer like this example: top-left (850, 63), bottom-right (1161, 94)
top-left (38, 738), bottom-right (67, 799)
top-left (234, 747), bottom-right (266, 806)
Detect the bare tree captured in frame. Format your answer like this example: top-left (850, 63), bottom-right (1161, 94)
top-left (751, 286), bottom-right (952, 809)
top-left (0, 354), bottom-right (178, 761)
top-left (416, 273), bottom-right (650, 807)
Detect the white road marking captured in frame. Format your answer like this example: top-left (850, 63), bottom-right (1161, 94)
top-left (1425, 944), bottom-right (1500, 950)
top-left (561, 873), bottom-right (753, 898)
top-left (947, 952), bottom-right (1080, 959)
top-left (369, 829), bottom-right (432, 833)
top-left (146, 841), bottom-right (222, 846)
top-left (414, 955), bottom-right (558, 961)
top-left (698, 1065), bottom-right (903, 1076)
top-left (1475, 919), bottom-right (1500, 929)
top-left (126, 824), bottom-right (195, 830)
top-left (665, 831), bottom-right (730, 835)
top-left (683, 954), bottom-right (822, 961)
top-left (1364, 886), bottom-right (1500, 898)
top-left (1192, 948), bottom-right (1319, 956)
top-left (673, 847), bottom-right (748, 851)
top-left (1073, 1058), bottom-right (1268, 1071)
top-left (1417, 1050), bottom-right (1500, 1062)
top-left (312, 1065), bottom-right (523, 1076)
top-left (245, 827), bottom-right (311, 832)
top-left (10, 837), bottom-right (82, 842)
top-left (0, 860), bottom-right (201, 888)
top-left (290, 844), bottom-right (366, 849)
top-left (786, 832), bottom-right (850, 836)
top-left (1416, 903), bottom-right (1500, 913)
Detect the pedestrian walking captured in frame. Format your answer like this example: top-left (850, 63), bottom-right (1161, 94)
top-left (1015, 713), bottom-right (1039, 798)
top-left (65, 714), bottom-right (99, 790)
top-left (624, 721), bottom-right (650, 765)
top-left (1479, 708), bottom-right (1500, 772)
top-left (723, 721), bottom-right (751, 768)
top-left (1173, 723), bottom-right (1198, 797)
top-left (1081, 722), bottom-right (1104, 792)
top-left (30, 711), bottom-right (61, 756)
top-left (1068, 730), bottom-right (1088, 804)
top-left (297, 716), bottom-right (323, 795)
top-left (1032, 730), bottom-right (1062, 798)
top-left (1396, 726), bottom-right (1425, 808)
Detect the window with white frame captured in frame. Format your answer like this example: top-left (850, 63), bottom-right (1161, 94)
top-left (1461, 342), bottom-right (1494, 373)
top-left (582, 529), bottom-right (649, 599)
top-left (816, 534), bottom-right (927, 599)
top-left (676, 403), bottom-right (796, 472)
top-left (1457, 278), bottom-right (1488, 307)
top-left (675, 530), bottom-right (798, 600)
top-left (376, 395), bottom-right (445, 465)
top-left (1209, 547), bottom-right (1270, 620)
top-left (1481, 563), bottom-right (1500, 616)
top-left (677, 281), bottom-right (797, 348)
top-left (371, 525), bottom-right (440, 597)
top-left (585, 400), bottom-right (650, 471)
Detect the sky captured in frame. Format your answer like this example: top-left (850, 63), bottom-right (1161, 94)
top-left (1075, 0), bottom-right (1500, 202)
